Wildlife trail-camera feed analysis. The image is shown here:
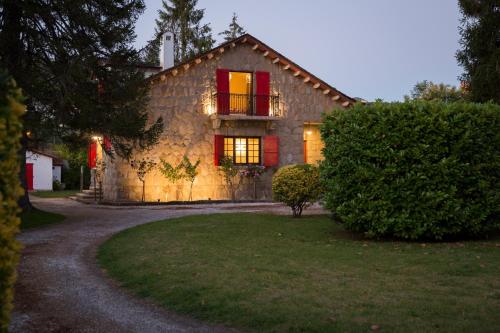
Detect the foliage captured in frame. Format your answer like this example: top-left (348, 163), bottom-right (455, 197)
top-left (142, 0), bottom-right (215, 65)
top-left (180, 156), bottom-right (200, 201)
top-left (218, 156), bottom-right (241, 201)
top-left (272, 164), bottom-right (322, 217)
top-left (52, 144), bottom-right (90, 190)
top-left (321, 101), bottom-right (500, 240)
top-left (158, 158), bottom-right (184, 200)
top-left (0, 1), bottom-right (164, 208)
top-left (405, 80), bottom-right (465, 102)
top-left (130, 157), bottom-right (157, 202)
top-left (52, 180), bottom-right (64, 191)
top-left (219, 13), bottom-right (246, 42)
top-left (0, 71), bottom-right (25, 331)
top-left (456, 0), bottom-right (500, 103)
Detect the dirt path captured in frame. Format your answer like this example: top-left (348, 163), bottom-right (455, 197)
top-left (10, 197), bottom-right (290, 333)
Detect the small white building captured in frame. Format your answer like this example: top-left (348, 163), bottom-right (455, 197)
top-left (26, 150), bottom-right (60, 191)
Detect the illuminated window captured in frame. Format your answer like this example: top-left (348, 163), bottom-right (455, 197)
top-left (229, 72), bottom-right (252, 114)
top-left (224, 137), bottom-right (260, 165)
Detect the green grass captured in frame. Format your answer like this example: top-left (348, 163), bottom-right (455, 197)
top-left (30, 190), bottom-right (78, 198)
top-left (98, 214), bottom-right (500, 333)
top-left (20, 208), bottom-right (65, 229)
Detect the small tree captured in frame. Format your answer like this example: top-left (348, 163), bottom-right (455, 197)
top-left (218, 156), bottom-right (241, 201)
top-left (181, 156), bottom-right (200, 201)
top-left (158, 158), bottom-right (184, 201)
top-left (130, 158), bottom-right (157, 202)
top-left (94, 160), bottom-right (106, 201)
top-left (240, 165), bottom-right (266, 200)
top-left (219, 12), bottom-right (246, 42)
top-left (272, 164), bottom-right (322, 217)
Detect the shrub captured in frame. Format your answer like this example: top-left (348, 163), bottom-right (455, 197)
top-left (272, 164), bottom-right (322, 217)
top-left (0, 71), bottom-right (25, 330)
top-left (321, 101), bottom-right (500, 240)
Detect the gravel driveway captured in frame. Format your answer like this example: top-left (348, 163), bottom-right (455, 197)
top-left (10, 197), bottom-right (288, 333)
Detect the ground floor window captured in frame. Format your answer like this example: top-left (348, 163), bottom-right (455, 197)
top-left (224, 137), bottom-right (260, 164)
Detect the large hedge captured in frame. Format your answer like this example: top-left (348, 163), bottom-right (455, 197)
top-left (0, 71), bottom-right (24, 330)
top-left (321, 101), bottom-right (500, 240)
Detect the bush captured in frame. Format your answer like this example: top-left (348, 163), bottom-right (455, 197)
top-left (272, 164), bottom-right (322, 217)
top-left (321, 101), bottom-right (500, 240)
top-left (0, 71), bottom-right (25, 330)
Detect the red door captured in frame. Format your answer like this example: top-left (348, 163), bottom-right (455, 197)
top-left (26, 163), bottom-right (34, 191)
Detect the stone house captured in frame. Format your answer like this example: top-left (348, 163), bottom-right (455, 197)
top-left (98, 33), bottom-right (355, 202)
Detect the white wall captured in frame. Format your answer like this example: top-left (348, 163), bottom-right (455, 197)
top-left (26, 151), bottom-right (53, 190)
top-left (52, 165), bottom-right (62, 183)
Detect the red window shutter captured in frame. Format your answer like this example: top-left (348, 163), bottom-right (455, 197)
top-left (216, 69), bottom-right (230, 115)
top-left (88, 142), bottom-right (97, 168)
top-left (214, 135), bottom-right (225, 166)
top-left (263, 135), bottom-right (279, 166)
top-left (255, 71), bottom-right (270, 116)
top-left (103, 136), bottom-right (112, 151)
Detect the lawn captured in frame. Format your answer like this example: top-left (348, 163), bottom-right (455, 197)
top-left (98, 213), bottom-right (500, 333)
top-left (20, 208), bottom-right (65, 229)
top-left (30, 190), bottom-right (78, 198)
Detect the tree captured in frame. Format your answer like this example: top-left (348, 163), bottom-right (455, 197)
top-left (143, 0), bottom-right (215, 65)
top-left (405, 80), bottom-right (464, 102)
top-left (0, 72), bottom-right (24, 331)
top-left (218, 156), bottom-right (241, 201)
top-left (130, 157), bottom-right (157, 202)
top-left (456, 0), bottom-right (500, 103)
top-left (219, 13), bottom-right (246, 42)
top-left (180, 156), bottom-right (200, 201)
top-left (158, 158), bottom-right (184, 201)
top-left (0, 0), bottom-right (164, 209)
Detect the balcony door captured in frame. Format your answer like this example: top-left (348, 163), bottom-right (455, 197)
top-left (229, 71), bottom-right (252, 115)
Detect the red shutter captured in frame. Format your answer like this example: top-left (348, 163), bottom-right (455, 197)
top-left (263, 136), bottom-right (279, 166)
top-left (255, 71), bottom-right (270, 116)
top-left (216, 69), bottom-right (230, 115)
top-left (214, 135), bottom-right (225, 166)
top-left (103, 136), bottom-right (112, 151)
top-left (88, 142), bottom-right (97, 168)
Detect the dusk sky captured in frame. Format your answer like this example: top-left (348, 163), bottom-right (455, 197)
top-left (134, 1), bottom-right (462, 102)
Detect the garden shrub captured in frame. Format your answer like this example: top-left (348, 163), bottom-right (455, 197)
top-left (0, 71), bottom-right (24, 330)
top-left (272, 164), bottom-right (322, 217)
top-left (321, 101), bottom-right (500, 240)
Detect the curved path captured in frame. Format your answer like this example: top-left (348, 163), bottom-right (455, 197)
top-left (10, 197), bottom-right (283, 333)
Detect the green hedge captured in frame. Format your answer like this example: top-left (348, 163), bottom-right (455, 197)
top-left (0, 71), bottom-right (24, 330)
top-left (321, 101), bottom-right (500, 240)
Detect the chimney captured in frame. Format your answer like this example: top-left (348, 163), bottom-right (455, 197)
top-left (160, 32), bottom-right (174, 69)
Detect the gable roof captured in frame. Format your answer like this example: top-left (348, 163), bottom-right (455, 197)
top-left (148, 33), bottom-right (356, 106)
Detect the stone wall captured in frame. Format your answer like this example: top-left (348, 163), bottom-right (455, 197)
top-left (103, 44), bottom-right (345, 201)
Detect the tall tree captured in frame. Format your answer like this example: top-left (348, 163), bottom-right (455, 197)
top-left (405, 80), bottom-right (465, 102)
top-left (143, 0), bottom-right (215, 65)
top-left (219, 12), bottom-right (246, 42)
top-left (0, 0), bottom-right (164, 209)
top-left (456, 0), bottom-right (500, 103)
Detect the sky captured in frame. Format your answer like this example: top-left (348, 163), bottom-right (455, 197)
top-left (134, 0), bottom-right (462, 102)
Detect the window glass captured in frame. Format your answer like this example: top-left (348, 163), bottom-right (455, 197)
top-left (223, 137), bottom-right (260, 165)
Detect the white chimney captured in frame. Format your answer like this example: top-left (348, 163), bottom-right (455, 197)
top-left (160, 32), bottom-right (174, 69)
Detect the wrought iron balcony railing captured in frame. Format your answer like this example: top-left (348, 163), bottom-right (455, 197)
top-left (211, 93), bottom-right (280, 117)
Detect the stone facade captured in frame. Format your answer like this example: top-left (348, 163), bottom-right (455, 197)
top-left (102, 43), bottom-right (347, 202)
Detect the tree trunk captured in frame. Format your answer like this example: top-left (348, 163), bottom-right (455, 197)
top-left (142, 180), bottom-right (145, 202)
top-left (18, 137), bottom-right (32, 211)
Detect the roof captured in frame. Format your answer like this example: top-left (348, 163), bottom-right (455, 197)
top-left (149, 33), bottom-right (356, 106)
top-left (27, 149), bottom-right (64, 165)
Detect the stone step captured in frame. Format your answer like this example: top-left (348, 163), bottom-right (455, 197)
top-left (75, 192), bottom-right (101, 200)
top-left (82, 188), bottom-right (101, 194)
top-left (69, 196), bottom-right (100, 204)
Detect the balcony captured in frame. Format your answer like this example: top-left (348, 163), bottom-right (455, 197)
top-left (210, 93), bottom-right (281, 117)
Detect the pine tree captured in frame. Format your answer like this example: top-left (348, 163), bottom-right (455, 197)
top-left (0, 0), bottom-right (164, 208)
top-left (143, 0), bottom-right (215, 65)
top-left (219, 13), bottom-right (246, 42)
top-left (456, 0), bottom-right (500, 103)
